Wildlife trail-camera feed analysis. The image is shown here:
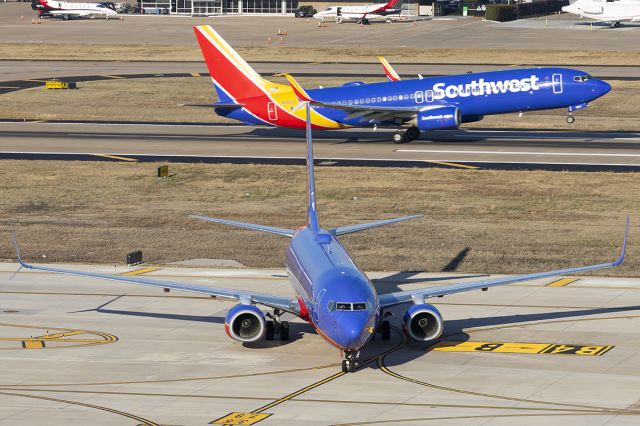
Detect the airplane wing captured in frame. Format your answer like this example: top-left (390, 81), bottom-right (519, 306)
top-left (379, 217), bottom-right (629, 309)
top-left (11, 235), bottom-right (300, 316)
top-left (285, 74), bottom-right (445, 123)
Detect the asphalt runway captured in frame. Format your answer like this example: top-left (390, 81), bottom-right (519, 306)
top-left (0, 263), bottom-right (639, 425)
top-left (1, 121), bottom-right (640, 171)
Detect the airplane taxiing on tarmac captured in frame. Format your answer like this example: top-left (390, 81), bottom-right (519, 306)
top-left (312, 0), bottom-right (404, 24)
top-left (193, 25), bottom-right (612, 144)
top-left (31, 0), bottom-right (118, 19)
top-left (14, 104), bottom-right (629, 373)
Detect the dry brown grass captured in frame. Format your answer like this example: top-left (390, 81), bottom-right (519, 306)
top-left (1, 76), bottom-right (638, 131)
top-left (0, 161), bottom-right (638, 276)
top-left (2, 44), bottom-right (640, 65)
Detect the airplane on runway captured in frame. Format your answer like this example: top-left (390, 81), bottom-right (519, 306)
top-left (193, 25), bottom-right (612, 143)
top-left (13, 105), bottom-right (629, 373)
top-left (562, 0), bottom-right (640, 28)
top-left (31, 0), bottom-right (118, 20)
top-left (313, 0), bottom-right (404, 24)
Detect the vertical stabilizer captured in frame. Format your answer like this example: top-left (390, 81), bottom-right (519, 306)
top-left (305, 103), bottom-right (320, 235)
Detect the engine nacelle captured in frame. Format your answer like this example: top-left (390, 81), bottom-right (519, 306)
top-left (416, 107), bottom-right (460, 131)
top-left (402, 304), bottom-right (444, 342)
top-left (225, 304), bottom-right (266, 343)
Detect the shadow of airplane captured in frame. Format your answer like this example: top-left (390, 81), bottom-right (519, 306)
top-left (380, 304), bottom-right (640, 368)
top-left (70, 294), bottom-right (316, 348)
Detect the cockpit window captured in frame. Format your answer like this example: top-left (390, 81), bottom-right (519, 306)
top-left (330, 302), bottom-right (368, 311)
top-left (573, 75), bottom-right (591, 82)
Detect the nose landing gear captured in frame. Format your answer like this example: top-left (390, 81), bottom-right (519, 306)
top-left (566, 114), bottom-right (575, 124)
top-left (341, 350), bottom-right (359, 373)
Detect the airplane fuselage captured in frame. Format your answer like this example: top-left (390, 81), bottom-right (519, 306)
top-left (218, 67), bottom-right (611, 130)
top-left (286, 227), bottom-right (378, 351)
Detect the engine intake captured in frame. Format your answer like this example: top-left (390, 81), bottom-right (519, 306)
top-left (416, 106), bottom-right (460, 131)
top-left (402, 304), bottom-right (444, 342)
top-left (225, 304), bottom-right (266, 343)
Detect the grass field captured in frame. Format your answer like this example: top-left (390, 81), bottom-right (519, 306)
top-left (2, 44), bottom-right (640, 66)
top-left (1, 161), bottom-right (638, 276)
top-left (1, 76), bottom-right (638, 131)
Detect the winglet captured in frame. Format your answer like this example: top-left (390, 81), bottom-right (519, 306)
top-left (613, 215), bottom-right (630, 266)
top-left (378, 56), bottom-right (401, 82)
top-left (284, 74), bottom-right (313, 102)
top-left (11, 227), bottom-right (30, 270)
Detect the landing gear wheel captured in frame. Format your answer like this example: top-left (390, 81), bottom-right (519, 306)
top-left (280, 321), bottom-right (290, 341)
top-left (381, 320), bottom-right (391, 341)
top-left (265, 320), bottom-right (275, 341)
top-left (566, 115), bottom-right (575, 124)
top-left (341, 359), bottom-right (355, 373)
top-left (392, 130), bottom-right (407, 144)
top-left (405, 127), bottom-right (420, 142)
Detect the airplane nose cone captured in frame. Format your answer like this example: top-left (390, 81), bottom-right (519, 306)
top-left (338, 314), bottom-right (370, 350)
top-left (597, 80), bottom-right (612, 96)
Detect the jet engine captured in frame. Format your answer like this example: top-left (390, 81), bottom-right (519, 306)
top-left (416, 106), bottom-right (461, 131)
top-left (225, 304), bottom-right (266, 343)
top-left (402, 304), bottom-right (444, 342)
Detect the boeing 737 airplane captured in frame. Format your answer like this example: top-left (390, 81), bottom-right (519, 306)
top-left (13, 104), bottom-right (628, 373)
top-left (313, 0), bottom-right (403, 24)
top-left (193, 25), bottom-right (611, 143)
top-left (562, 0), bottom-right (640, 28)
top-left (31, 0), bottom-right (118, 19)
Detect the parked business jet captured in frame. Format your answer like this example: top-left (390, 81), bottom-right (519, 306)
top-left (31, 0), bottom-right (118, 19)
top-left (562, 0), bottom-right (640, 27)
top-left (193, 25), bottom-right (611, 143)
top-left (13, 104), bottom-right (628, 373)
top-left (313, 0), bottom-right (403, 24)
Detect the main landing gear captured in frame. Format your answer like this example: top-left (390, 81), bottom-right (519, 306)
top-left (393, 126), bottom-right (421, 144)
top-left (342, 350), bottom-right (359, 373)
top-left (265, 309), bottom-right (289, 341)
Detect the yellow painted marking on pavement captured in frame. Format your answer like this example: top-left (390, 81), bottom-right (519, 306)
top-left (22, 340), bottom-right (45, 349)
top-left (431, 341), bottom-right (613, 356)
top-left (35, 330), bottom-right (84, 340)
top-left (93, 154), bottom-right (138, 162)
top-left (251, 371), bottom-right (346, 414)
top-left (120, 267), bottom-right (159, 276)
top-left (191, 72), bottom-right (201, 77)
top-left (212, 412), bottom-right (272, 425)
top-left (426, 161), bottom-right (479, 169)
top-left (546, 278), bottom-right (578, 287)
top-left (103, 75), bottom-right (125, 79)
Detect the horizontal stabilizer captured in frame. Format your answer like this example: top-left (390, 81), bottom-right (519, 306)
top-left (284, 74), bottom-right (314, 102)
top-left (330, 214), bottom-right (422, 236)
top-left (191, 215), bottom-right (295, 237)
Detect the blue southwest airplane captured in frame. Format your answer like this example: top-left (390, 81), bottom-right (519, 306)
top-left (13, 104), bottom-right (628, 373)
top-left (193, 25), bottom-right (612, 144)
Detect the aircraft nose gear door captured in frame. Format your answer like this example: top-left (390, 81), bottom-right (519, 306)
top-left (552, 73), bottom-right (563, 94)
top-left (267, 102), bottom-right (278, 121)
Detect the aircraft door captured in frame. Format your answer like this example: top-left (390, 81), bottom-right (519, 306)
top-left (267, 102), bottom-right (278, 121)
top-left (552, 73), bottom-right (563, 94)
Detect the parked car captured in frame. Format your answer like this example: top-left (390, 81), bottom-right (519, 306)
top-left (294, 5), bottom-right (317, 18)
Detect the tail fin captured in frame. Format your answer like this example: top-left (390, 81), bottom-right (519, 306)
top-left (194, 25), bottom-right (269, 103)
top-left (305, 103), bottom-right (320, 235)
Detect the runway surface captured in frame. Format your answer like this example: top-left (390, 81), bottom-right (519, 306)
top-left (1, 121), bottom-right (640, 172)
top-left (2, 60), bottom-right (640, 84)
top-left (0, 263), bottom-right (639, 425)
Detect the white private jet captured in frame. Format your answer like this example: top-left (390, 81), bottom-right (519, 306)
top-left (31, 0), bottom-right (118, 19)
top-left (562, 0), bottom-right (640, 27)
top-left (313, 0), bottom-right (403, 24)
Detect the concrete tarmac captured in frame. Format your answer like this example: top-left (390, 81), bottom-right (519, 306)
top-left (0, 263), bottom-right (639, 425)
top-left (1, 121), bottom-right (640, 170)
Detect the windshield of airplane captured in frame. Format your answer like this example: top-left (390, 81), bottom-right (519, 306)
top-left (328, 301), bottom-right (368, 311)
top-left (574, 75), bottom-right (592, 82)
